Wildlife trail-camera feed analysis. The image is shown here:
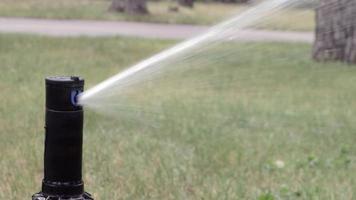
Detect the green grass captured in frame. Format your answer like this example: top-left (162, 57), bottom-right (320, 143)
top-left (0, 34), bottom-right (355, 199)
top-left (0, 0), bottom-right (315, 31)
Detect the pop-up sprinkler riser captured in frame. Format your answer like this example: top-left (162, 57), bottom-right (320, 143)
top-left (32, 76), bottom-right (93, 200)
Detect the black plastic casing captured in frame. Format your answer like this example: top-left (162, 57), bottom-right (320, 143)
top-left (32, 76), bottom-right (93, 200)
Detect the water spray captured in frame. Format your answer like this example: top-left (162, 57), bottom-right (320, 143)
top-left (78, 0), bottom-right (297, 106)
top-left (32, 76), bottom-right (93, 200)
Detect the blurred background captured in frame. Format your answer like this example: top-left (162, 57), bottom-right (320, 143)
top-left (0, 0), bottom-right (355, 199)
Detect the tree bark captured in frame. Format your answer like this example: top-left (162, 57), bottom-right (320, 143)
top-left (313, 0), bottom-right (356, 63)
top-left (109, 0), bottom-right (149, 15)
top-left (178, 0), bottom-right (194, 8)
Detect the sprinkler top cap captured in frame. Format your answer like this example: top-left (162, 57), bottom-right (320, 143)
top-left (46, 76), bottom-right (84, 87)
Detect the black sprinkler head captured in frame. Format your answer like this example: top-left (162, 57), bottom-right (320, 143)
top-left (45, 76), bottom-right (84, 110)
top-left (32, 76), bottom-right (93, 200)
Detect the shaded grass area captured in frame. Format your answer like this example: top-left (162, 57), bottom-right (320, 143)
top-left (0, 34), bottom-right (355, 199)
top-left (0, 0), bottom-right (314, 31)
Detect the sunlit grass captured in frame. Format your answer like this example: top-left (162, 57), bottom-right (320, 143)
top-left (0, 34), bottom-right (354, 199)
top-left (0, 0), bottom-right (314, 31)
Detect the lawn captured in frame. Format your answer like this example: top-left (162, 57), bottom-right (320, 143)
top-left (0, 34), bottom-right (355, 199)
top-left (0, 0), bottom-right (315, 31)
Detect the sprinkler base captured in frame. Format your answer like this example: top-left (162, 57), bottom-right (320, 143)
top-left (32, 192), bottom-right (93, 200)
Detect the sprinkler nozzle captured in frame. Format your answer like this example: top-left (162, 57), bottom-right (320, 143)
top-left (32, 76), bottom-right (93, 200)
top-left (71, 90), bottom-right (83, 106)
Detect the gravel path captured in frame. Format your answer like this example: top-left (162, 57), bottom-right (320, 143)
top-left (0, 17), bottom-right (313, 43)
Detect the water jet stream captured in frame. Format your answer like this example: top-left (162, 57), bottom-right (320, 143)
top-left (78, 0), bottom-right (298, 106)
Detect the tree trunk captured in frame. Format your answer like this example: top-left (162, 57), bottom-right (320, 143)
top-left (178, 0), bottom-right (194, 8)
top-left (313, 0), bottom-right (356, 63)
top-left (109, 0), bottom-right (148, 15)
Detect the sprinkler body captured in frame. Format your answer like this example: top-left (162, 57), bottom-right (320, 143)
top-left (32, 76), bottom-right (93, 200)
